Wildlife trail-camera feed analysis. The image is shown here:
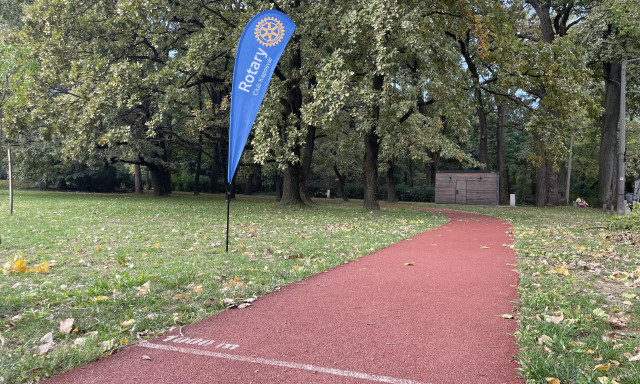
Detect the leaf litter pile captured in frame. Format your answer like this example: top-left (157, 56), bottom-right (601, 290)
top-left (0, 191), bottom-right (446, 383)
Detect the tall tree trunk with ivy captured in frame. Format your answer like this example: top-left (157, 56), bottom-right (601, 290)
top-left (598, 61), bottom-right (621, 208)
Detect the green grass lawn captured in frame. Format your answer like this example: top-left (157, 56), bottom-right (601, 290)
top-left (2, 189), bottom-right (639, 383)
top-left (0, 190), bottom-right (447, 383)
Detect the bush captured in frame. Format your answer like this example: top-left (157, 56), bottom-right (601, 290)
top-left (398, 185), bottom-right (435, 202)
top-left (60, 165), bottom-right (132, 192)
top-left (344, 183), bottom-right (364, 200)
top-left (172, 172), bottom-right (210, 192)
top-left (608, 208), bottom-right (640, 231)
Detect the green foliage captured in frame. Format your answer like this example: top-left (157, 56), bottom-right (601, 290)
top-left (172, 171), bottom-right (210, 193)
top-left (397, 185), bottom-right (435, 203)
top-left (608, 208), bottom-right (640, 230)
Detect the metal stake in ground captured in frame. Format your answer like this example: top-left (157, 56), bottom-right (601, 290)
top-left (225, 182), bottom-right (231, 253)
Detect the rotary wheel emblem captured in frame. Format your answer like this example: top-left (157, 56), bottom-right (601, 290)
top-left (255, 16), bottom-right (285, 47)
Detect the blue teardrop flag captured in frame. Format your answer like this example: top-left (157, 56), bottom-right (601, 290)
top-left (227, 10), bottom-right (296, 183)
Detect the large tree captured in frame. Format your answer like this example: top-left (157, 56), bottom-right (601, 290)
top-left (575, 0), bottom-right (640, 207)
top-left (506, 1), bottom-right (596, 206)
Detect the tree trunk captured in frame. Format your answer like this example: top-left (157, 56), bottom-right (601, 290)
top-left (211, 141), bottom-right (222, 193)
top-left (386, 160), bottom-right (397, 202)
top-left (275, 174), bottom-right (283, 202)
top-left (598, 61), bottom-right (621, 208)
top-left (475, 87), bottom-right (488, 166)
top-left (425, 149), bottom-right (440, 187)
top-left (408, 158), bottom-right (413, 187)
top-left (363, 74), bottom-right (384, 211)
top-left (299, 123), bottom-right (316, 205)
top-left (363, 129), bottom-right (380, 210)
top-left (299, 76), bottom-right (318, 205)
top-left (534, 134), bottom-right (561, 207)
top-left (278, 32), bottom-right (304, 205)
top-left (281, 163), bottom-right (302, 204)
top-left (194, 133), bottom-right (203, 195)
top-left (496, 103), bottom-right (509, 205)
top-left (134, 164), bottom-right (143, 194)
top-left (333, 164), bottom-right (348, 202)
top-left (244, 171), bottom-right (254, 195)
top-left (527, 0), bottom-right (563, 207)
top-left (229, 176), bottom-right (236, 199)
top-left (150, 165), bottom-right (171, 196)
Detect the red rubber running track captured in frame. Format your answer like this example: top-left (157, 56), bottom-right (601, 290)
top-left (43, 209), bottom-right (521, 384)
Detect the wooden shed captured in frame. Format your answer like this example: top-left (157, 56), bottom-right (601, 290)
top-left (435, 171), bottom-right (499, 205)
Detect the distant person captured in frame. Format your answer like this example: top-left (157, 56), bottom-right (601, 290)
top-left (576, 197), bottom-right (589, 207)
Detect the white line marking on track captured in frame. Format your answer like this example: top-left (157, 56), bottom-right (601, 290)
top-left (139, 342), bottom-right (430, 384)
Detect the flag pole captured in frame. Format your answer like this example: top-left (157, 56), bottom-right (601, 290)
top-left (225, 182), bottom-right (231, 253)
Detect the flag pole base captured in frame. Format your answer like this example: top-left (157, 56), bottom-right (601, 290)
top-left (225, 183), bottom-right (231, 254)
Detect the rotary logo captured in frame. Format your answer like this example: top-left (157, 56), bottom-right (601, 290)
top-left (254, 16), bottom-right (285, 47)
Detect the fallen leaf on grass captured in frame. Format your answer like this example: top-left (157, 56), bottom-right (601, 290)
top-left (59, 318), bottom-right (74, 334)
top-left (120, 319), bottom-right (136, 332)
top-left (546, 378), bottom-right (560, 384)
top-left (549, 266), bottom-right (569, 276)
top-left (593, 308), bottom-right (607, 318)
top-left (101, 339), bottom-right (115, 352)
top-left (626, 346), bottom-right (640, 362)
top-left (607, 316), bottom-right (628, 328)
top-left (594, 363), bottom-right (610, 372)
top-left (2, 259), bottom-right (49, 274)
top-left (33, 332), bottom-right (54, 355)
top-left (544, 313), bottom-right (564, 324)
top-left (135, 281), bottom-right (151, 298)
top-left (10, 259), bottom-right (27, 273)
top-left (501, 314), bottom-right (515, 319)
top-left (628, 353), bottom-right (640, 362)
top-left (193, 284), bottom-right (203, 293)
top-left (538, 335), bottom-right (553, 345)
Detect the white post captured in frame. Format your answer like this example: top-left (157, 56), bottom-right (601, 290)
top-left (509, 194), bottom-right (515, 207)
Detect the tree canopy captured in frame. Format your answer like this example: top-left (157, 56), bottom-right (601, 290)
top-left (1, 0), bottom-right (638, 207)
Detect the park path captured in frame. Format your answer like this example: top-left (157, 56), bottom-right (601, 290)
top-left (43, 209), bottom-right (521, 384)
